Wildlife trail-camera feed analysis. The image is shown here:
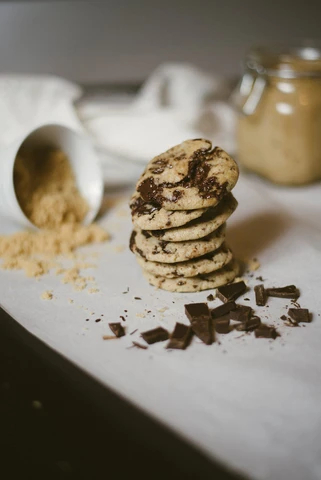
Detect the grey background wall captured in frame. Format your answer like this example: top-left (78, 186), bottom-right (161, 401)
top-left (0, 0), bottom-right (320, 84)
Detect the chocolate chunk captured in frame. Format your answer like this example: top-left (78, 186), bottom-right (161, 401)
top-left (109, 322), bottom-right (125, 338)
top-left (119, 315), bottom-right (126, 322)
top-left (167, 323), bottom-right (193, 350)
top-left (230, 305), bottom-right (252, 323)
top-left (266, 285), bottom-right (299, 299)
top-left (288, 308), bottom-right (311, 323)
top-left (236, 316), bottom-right (261, 332)
top-left (214, 314), bottom-right (230, 333)
top-left (137, 177), bottom-right (165, 205)
top-left (211, 301), bottom-right (236, 318)
top-left (185, 303), bottom-right (213, 345)
top-left (254, 324), bottom-right (280, 339)
top-left (134, 297), bottom-right (141, 300)
top-left (216, 281), bottom-right (247, 303)
top-left (141, 327), bottom-right (169, 345)
top-left (254, 284), bottom-right (267, 306)
top-left (129, 231), bottom-right (137, 252)
top-left (207, 294), bottom-right (215, 301)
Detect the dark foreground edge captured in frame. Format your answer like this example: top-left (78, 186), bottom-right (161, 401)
top-left (0, 306), bottom-right (247, 480)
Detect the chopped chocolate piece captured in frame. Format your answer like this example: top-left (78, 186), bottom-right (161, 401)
top-left (214, 314), bottom-right (230, 334)
top-left (132, 341), bottom-right (148, 350)
top-left (109, 322), bottom-right (125, 338)
top-left (95, 318), bottom-right (101, 323)
top-left (185, 303), bottom-right (213, 345)
top-left (141, 327), bottom-right (169, 345)
top-left (130, 329), bottom-right (138, 335)
top-left (230, 305), bottom-right (252, 323)
top-left (254, 284), bottom-right (267, 306)
top-left (254, 324), bottom-right (279, 339)
top-left (134, 297), bottom-right (142, 300)
top-left (207, 294), bottom-right (215, 301)
top-left (216, 281), bottom-right (247, 303)
top-left (266, 285), bottom-right (299, 299)
top-left (167, 323), bottom-right (193, 350)
top-left (280, 315), bottom-right (288, 321)
top-left (256, 276), bottom-right (264, 282)
top-left (211, 301), bottom-right (236, 318)
top-left (288, 308), bottom-right (311, 323)
top-left (236, 316), bottom-right (261, 332)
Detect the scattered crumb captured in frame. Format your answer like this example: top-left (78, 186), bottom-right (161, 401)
top-left (157, 307), bottom-right (168, 313)
top-left (88, 287), bottom-right (100, 294)
top-left (102, 335), bottom-right (117, 340)
top-left (68, 299), bottom-right (74, 304)
top-left (136, 312), bottom-right (146, 318)
top-left (248, 258), bottom-right (260, 271)
top-left (41, 290), bottom-right (53, 300)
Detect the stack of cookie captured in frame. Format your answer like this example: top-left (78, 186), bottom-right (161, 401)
top-left (129, 139), bottom-right (239, 292)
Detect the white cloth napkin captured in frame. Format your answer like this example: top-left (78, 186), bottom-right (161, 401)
top-left (78, 63), bottom-right (237, 166)
top-left (0, 74), bottom-right (83, 147)
top-left (0, 65), bottom-right (236, 183)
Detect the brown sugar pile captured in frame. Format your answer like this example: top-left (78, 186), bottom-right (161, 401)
top-left (0, 147), bottom-right (109, 283)
top-left (14, 147), bottom-right (89, 229)
top-left (0, 223), bottom-right (108, 277)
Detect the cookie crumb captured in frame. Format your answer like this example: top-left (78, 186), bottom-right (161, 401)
top-left (88, 287), bottom-right (100, 294)
top-left (157, 307), bottom-right (168, 313)
top-left (41, 290), bottom-right (53, 300)
top-left (248, 258), bottom-right (260, 271)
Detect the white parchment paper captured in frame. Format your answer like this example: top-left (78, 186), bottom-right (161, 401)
top-left (1, 173), bottom-right (321, 480)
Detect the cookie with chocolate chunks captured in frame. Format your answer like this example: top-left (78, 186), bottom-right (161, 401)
top-left (135, 243), bottom-right (233, 278)
top-left (147, 194), bottom-right (237, 242)
top-left (143, 260), bottom-right (239, 292)
top-left (132, 139), bottom-right (239, 211)
top-left (130, 191), bottom-right (206, 231)
top-left (133, 224), bottom-right (226, 263)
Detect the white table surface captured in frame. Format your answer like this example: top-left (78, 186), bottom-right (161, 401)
top-left (1, 172), bottom-right (321, 480)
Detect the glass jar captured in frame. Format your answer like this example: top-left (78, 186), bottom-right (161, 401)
top-left (234, 45), bottom-right (321, 185)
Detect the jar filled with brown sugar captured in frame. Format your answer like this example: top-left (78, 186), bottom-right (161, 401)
top-left (234, 45), bottom-right (321, 185)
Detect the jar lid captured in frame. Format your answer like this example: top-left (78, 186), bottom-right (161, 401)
top-left (246, 44), bottom-right (321, 78)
